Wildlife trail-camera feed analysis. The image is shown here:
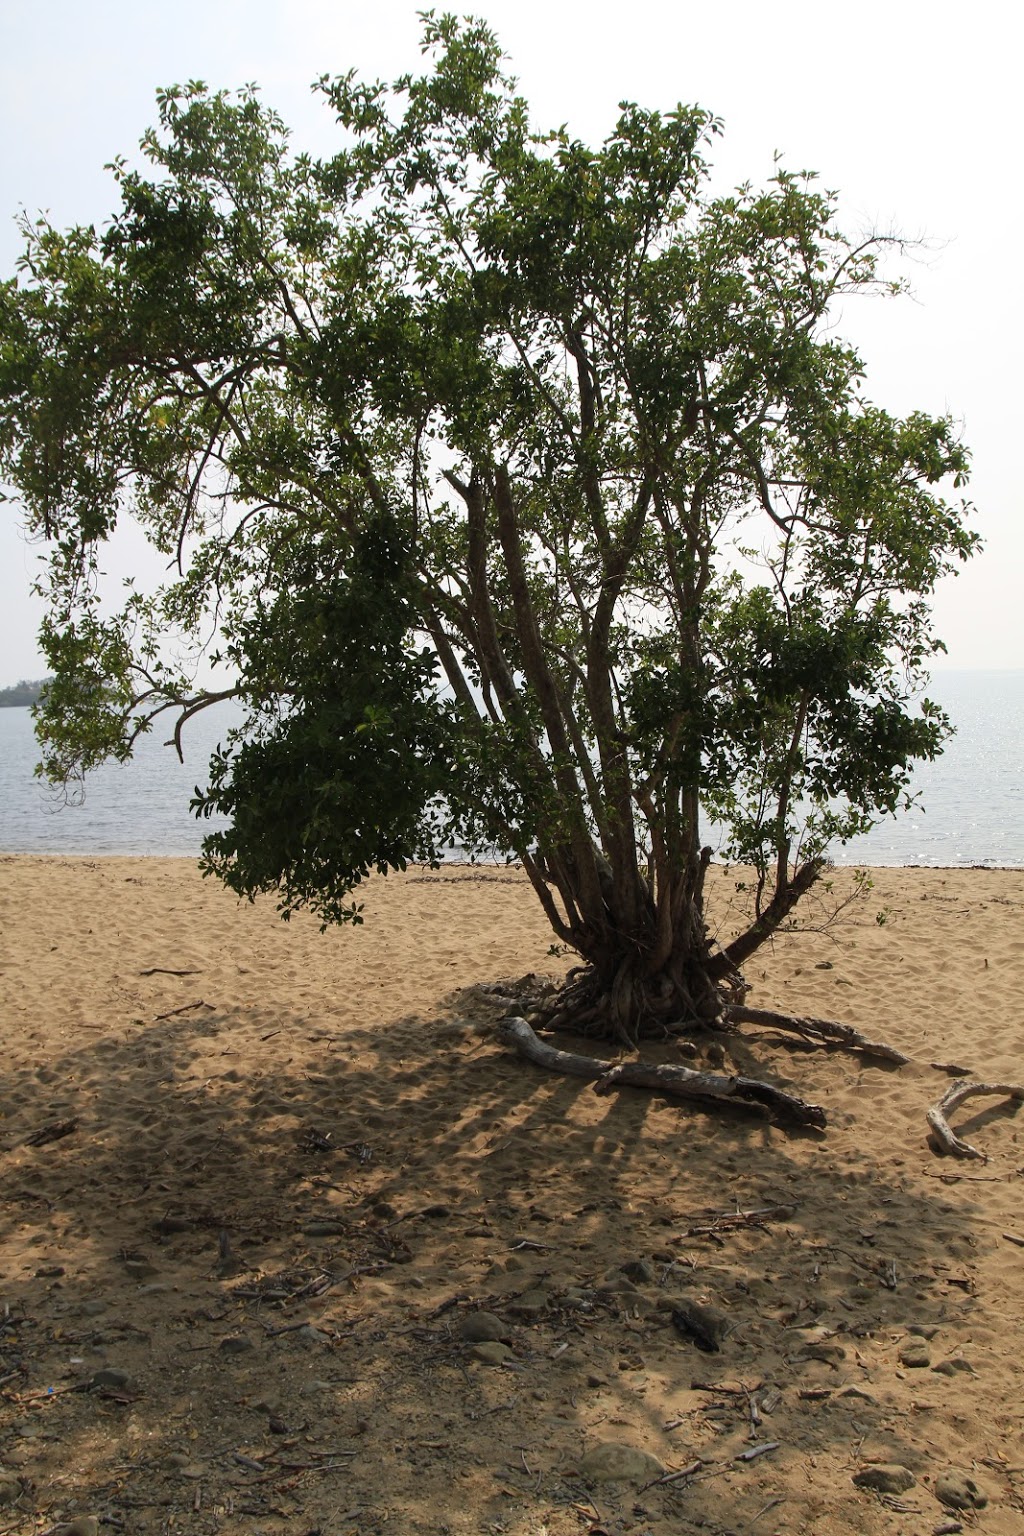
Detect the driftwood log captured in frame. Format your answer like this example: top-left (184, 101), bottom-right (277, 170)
top-left (497, 1015), bottom-right (826, 1128)
top-left (926, 1079), bottom-right (1024, 1160)
top-left (726, 1004), bottom-right (908, 1064)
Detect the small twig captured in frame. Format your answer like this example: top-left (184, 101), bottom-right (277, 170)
top-left (153, 999), bottom-right (215, 1022)
top-left (139, 967), bottom-right (200, 977)
top-left (1002, 1232), bottom-right (1024, 1248)
top-left (646, 1459), bottom-right (704, 1487)
top-left (677, 1204), bottom-right (796, 1238)
top-left (24, 1118), bottom-right (79, 1147)
top-left (751, 1497), bottom-right (785, 1523)
top-left (691, 1379), bottom-right (762, 1396)
top-left (735, 1442), bottom-right (780, 1462)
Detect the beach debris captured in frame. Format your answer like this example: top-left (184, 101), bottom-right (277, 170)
top-left (24, 1117), bottom-right (79, 1147)
top-left (735, 1441), bottom-right (780, 1462)
top-left (725, 1004), bottom-right (909, 1063)
top-left (497, 1015), bottom-right (827, 1127)
top-left (673, 1203), bottom-right (796, 1241)
top-left (1001, 1231), bottom-right (1024, 1248)
top-left (926, 1079), bottom-right (1024, 1159)
top-left (934, 1469), bottom-right (989, 1510)
top-left (153, 998), bottom-right (216, 1021)
top-left (139, 966), bottom-right (200, 976)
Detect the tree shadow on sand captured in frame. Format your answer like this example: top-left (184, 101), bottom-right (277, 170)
top-left (0, 981), bottom-right (1020, 1535)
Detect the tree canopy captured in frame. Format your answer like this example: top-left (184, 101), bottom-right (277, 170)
top-left (0, 16), bottom-right (976, 1049)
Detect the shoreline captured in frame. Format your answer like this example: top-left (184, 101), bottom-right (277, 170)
top-left (4, 847), bottom-right (1024, 871)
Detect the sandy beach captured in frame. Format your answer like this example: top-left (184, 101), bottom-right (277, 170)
top-left (1, 855), bottom-right (1022, 1534)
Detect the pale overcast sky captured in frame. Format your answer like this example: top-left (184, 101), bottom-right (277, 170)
top-left (1, 0), bottom-right (1019, 680)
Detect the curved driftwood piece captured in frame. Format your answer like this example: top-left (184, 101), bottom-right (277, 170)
top-left (926, 1079), bottom-right (1024, 1160)
top-left (497, 1015), bottom-right (826, 1128)
top-left (726, 1004), bottom-right (909, 1064)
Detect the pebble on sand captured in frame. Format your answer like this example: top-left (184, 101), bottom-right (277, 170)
top-left (934, 1470), bottom-right (989, 1510)
top-left (852, 1465), bottom-right (916, 1494)
top-left (579, 1443), bottom-right (664, 1484)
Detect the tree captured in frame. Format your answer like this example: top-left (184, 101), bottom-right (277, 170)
top-left (0, 18), bottom-right (976, 1110)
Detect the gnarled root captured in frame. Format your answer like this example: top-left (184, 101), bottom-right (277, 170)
top-left (497, 1015), bottom-right (826, 1129)
top-left (926, 1080), bottom-right (1024, 1160)
top-left (726, 1004), bottom-right (909, 1064)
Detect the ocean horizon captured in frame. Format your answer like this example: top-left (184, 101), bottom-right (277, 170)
top-left (0, 669), bottom-right (1021, 867)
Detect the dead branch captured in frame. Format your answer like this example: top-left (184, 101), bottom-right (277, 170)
top-left (727, 1004), bottom-right (908, 1064)
top-left (497, 1016), bottom-right (826, 1128)
top-left (926, 1079), bottom-right (1024, 1160)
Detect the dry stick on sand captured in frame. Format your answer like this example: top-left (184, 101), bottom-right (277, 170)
top-left (926, 1079), bottom-right (1024, 1159)
top-left (726, 1004), bottom-right (909, 1064)
top-left (497, 1016), bottom-right (827, 1128)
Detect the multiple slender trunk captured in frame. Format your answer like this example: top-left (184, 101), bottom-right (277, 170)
top-left (423, 462), bottom-right (818, 1044)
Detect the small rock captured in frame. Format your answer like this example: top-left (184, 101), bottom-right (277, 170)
top-left (165, 1452), bottom-right (191, 1469)
top-left (932, 1357), bottom-right (974, 1377)
top-left (908, 1323), bottom-right (941, 1339)
top-left (35, 1264), bottom-right (66, 1278)
top-left (219, 1334), bottom-right (255, 1355)
top-left (53, 1521), bottom-right (100, 1536)
top-left (620, 1259), bottom-right (656, 1284)
top-left (853, 1464), bottom-right (916, 1494)
top-left (704, 1041), bottom-right (727, 1068)
top-left (302, 1220), bottom-right (346, 1237)
top-left (672, 1298), bottom-right (729, 1352)
top-left (579, 1442), bottom-right (664, 1485)
top-left (123, 1259), bottom-right (159, 1280)
top-left (509, 1288), bottom-right (548, 1319)
top-left (459, 1311), bottom-right (510, 1343)
top-left (934, 1470), bottom-right (988, 1511)
top-left (799, 1341), bottom-right (846, 1366)
top-left (154, 1215), bottom-right (192, 1235)
top-left (836, 1386), bottom-right (876, 1403)
top-left (0, 1474), bottom-right (22, 1508)
top-left (80, 1299), bottom-right (108, 1317)
top-left (176, 1463), bottom-right (207, 1481)
top-left (899, 1340), bottom-right (931, 1368)
top-left (137, 1282), bottom-right (172, 1295)
top-left (294, 1325), bottom-right (331, 1347)
top-left (90, 1367), bottom-right (132, 1390)
top-left (597, 1277), bottom-right (640, 1297)
top-left (472, 1342), bottom-right (512, 1365)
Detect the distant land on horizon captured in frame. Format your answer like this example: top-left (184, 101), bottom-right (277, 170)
top-left (0, 677), bottom-right (50, 707)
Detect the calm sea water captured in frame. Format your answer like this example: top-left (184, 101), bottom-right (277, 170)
top-left (0, 671), bottom-right (1021, 865)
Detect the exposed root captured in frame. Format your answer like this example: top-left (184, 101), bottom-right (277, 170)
top-left (497, 1015), bottom-right (826, 1129)
top-left (726, 1004), bottom-right (909, 1064)
top-left (926, 1080), bottom-right (1024, 1160)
